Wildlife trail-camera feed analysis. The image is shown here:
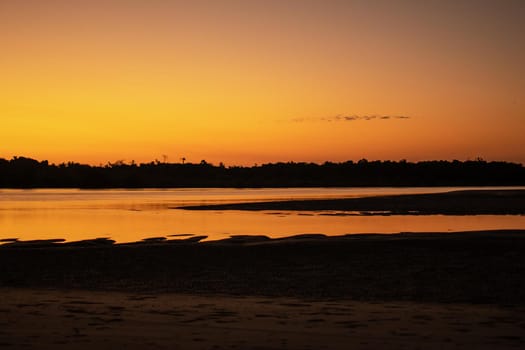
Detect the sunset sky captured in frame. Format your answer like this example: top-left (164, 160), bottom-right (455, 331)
top-left (1, 0), bottom-right (524, 165)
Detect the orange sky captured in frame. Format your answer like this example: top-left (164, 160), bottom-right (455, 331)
top-left (1, 0), bottom-right (524, 165)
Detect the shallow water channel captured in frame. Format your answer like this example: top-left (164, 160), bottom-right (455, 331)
top-left (1, 187), bottom-right (524, 243)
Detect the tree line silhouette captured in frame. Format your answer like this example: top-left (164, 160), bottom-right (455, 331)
top-left (0, 156), bottom-right (524, 188)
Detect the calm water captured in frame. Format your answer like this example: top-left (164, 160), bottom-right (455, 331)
top-left (1, 187), bottom-right (524, 243)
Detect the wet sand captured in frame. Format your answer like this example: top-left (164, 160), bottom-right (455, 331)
top-left (2, 230), bottom-right (525, 348)
top-left (178, 189), bottom-right (525, 215)
top-left (2, 288), bottom-right (525, 349)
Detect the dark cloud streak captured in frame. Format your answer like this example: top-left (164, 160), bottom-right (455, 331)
top-left (292, 115), bottom-right (412, 123)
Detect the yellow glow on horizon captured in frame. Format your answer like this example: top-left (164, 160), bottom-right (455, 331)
top-left (1, 1), bottom-right (524, 165)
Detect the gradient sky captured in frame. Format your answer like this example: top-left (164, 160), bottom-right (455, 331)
top-left (1, 0), bottom-right (524, 165)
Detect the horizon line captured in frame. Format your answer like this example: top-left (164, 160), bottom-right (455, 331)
top-left (2, 156), bottom-right (523, 168)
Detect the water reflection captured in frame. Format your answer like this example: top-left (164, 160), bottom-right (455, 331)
top-left (1, 188), bottom-right (524, 243)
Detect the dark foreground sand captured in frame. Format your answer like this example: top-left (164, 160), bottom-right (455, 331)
top-left (2, 288), bottom-right (525, 350)
top-left (2, 230), bottom-right (525, 348)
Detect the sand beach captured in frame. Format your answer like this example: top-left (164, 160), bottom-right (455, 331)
top-left (2, 228), bottom-right (525, 349)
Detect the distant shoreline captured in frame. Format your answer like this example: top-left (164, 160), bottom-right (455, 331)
top-left (2, 157), bottom-right (524, 188)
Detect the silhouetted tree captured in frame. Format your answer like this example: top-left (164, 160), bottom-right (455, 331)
top-left (0, 156), bottom-right (523, 188)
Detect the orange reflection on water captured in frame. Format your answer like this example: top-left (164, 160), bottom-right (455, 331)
top-left (1, 188), bottom-right (524, 243)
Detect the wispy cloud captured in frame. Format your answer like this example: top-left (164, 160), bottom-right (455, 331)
top-left (292, 115), bottom-right (411, 123)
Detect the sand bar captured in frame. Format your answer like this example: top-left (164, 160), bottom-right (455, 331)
top-left (178, 189), bottom-right (525, 215)
top-left (2, 230), bottom-right (525, 304)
